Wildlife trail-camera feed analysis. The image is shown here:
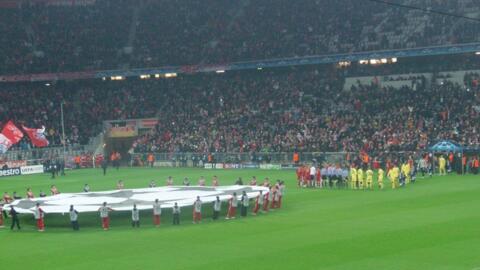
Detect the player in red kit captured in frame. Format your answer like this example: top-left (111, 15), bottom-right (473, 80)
top-left (316, 167), bottom-right (322, 188)
top-left (303, 165), bottom-right (310, 187)
top-left (296, 166), bottom-right (302, 187)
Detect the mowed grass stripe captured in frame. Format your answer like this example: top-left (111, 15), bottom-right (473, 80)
top-left (0, 168), bottom-right (478, 270)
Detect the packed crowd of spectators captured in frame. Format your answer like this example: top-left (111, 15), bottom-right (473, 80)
top-left (0, 79), bottom-right (170, 149)
top-left (1, 66), bottom-right (479, 154)
top-left (131, 68), bottom-right (480, 154)
top-left (0, 0), bottom-right (479, 74)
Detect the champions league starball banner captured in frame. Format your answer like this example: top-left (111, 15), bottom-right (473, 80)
top-left (2, 185), bottom-right (269, 214)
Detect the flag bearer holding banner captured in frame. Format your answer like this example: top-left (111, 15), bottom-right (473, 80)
top-left (34, 203), bottom-right (45, 232)
top-left (70, 205), bottom-right (80, 231)
top-left (193, 196), bottom-right (202, 224)
top-left (241, 191), bottom-right (249, 217)
top-left (212, 196), bottom-right (221, 220)
top-left (252, 190), bottom-right (263, 215)
top-left (0, 203), bottom-right (4, 228)
top-left (153, 199), bottom-right (161, 227)
top-left (98, 202), bottom-right (114, 230)
top-left (226, 192), bottom-right (238, 219)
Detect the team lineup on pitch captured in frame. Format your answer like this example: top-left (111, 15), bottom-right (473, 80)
top-left (0, 167), bottom-right (479, 270)
top-left (1, 157), bottom-right (449, 232)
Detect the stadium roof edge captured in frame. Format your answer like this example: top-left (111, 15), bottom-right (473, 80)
top-left (1, 42), bottom-right (480, 83)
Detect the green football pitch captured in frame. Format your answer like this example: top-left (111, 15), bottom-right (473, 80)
top-left (0, 167), bottom-right (479, 270)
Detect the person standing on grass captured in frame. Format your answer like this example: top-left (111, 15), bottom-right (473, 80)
top-left (9, 206), bottom-right (20, 230)
top-left (172, 202), bottom-right (181, 225)
top-left (241, 191), bottom-right (249, 217)
top-left (0, 203), bottom-right (4, 228)
top-left (99, 202), bottom-right (114, 230)
top-left (270, 185), bottom-right (278, 209)
top-left (149, 180), bottom-right (157, 188)
top-left (321, 166), bottom-right (328, 188)
top-left (438, 155), bottom-right (447, 176)
top-left (153, 199), bottom-right (161, 227)
top-left (211, 176), bottom-right (219, 187)
top-left (26, 188), bottom-right (34, 199)
top-left (116, 180), bottom-right (124, 190)
top-left (309, 164), bottom-right (316, 188)
top-left (34, 203), bottom-right (45, 232)
top-left (377, 167), bottom-right (385, 189)
top-left (69, 205), bottom-right (79, 231)
top-left (278, 181), bottom-right (285, 208)
top-left (226, 192), bottom-right (238, 219)
top-left (83, 184), bottom-right (90, 193)
top-left (166, 176), bottom-right (174, 186)
top-left (132, 204), bottom-right (140, 228)
top-left (193, 196), bottom-right (202, 224)
top-left (212, 196), bottom-right (221, 220)
top-left (198, 176), bottom-right (206, 186)
top-left (101, 158), bottom-right (108, 176)
top-left (263, 189), bottom-right (270, 212)
top-left (250, 176), bottom-right (257, 186)
top-left (366, 167), bottom-right (374, 190)
top-left (252, 190), bottom-right (263, 215)
top-left (3, 192), bottom-right (13, 204)
top-left (50, 185), bottom-right (60, 195)
top-left (316, 167), bottom-right (322, 188)
top-left (263, 177), bottom-right (270, 188)
top-left (357, 167), bottom-right (364, 190)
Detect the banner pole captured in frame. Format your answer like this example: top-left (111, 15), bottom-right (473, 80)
top-left (61, 101), bottom-right (67, 167)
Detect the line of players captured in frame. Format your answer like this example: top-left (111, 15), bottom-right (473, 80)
top-left (296, 160), bottom-right (422, 190)
top-left (0, 177), bottom-right (285, 231)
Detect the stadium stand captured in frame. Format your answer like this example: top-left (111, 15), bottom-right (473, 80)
top-left (1, 67), bottom-right (479, 154)
top-left (0, 0), bottom-right (479, 74)
top-left (0, 0), bottom-right (479, 158)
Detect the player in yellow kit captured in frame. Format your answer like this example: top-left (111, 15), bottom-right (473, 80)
top-left (388, 165), bottom-right (399, 189)
top-left (404, 162), bottom-right (411, 184)
top-left (365, 167), bottom-right (374, 190)
top-left (377, 168), bottom-right (384, 189)
top-left (357, 168), bottom-right (364, 189)
top-left (438, 155), bottom-right (446, 175)
top-left (350, 166), bottom-right (357, 189)
top-left (401, 162), bottom-right (409, 184)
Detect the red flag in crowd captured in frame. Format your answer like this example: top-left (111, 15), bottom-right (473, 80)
top-left (23, 125), bottom-right (49, 147)
top-left (2, 121), bottom-right (23, 144)
top-left (0, 133), bottom-right (13, 154)
top-left (0, 121), bottom-right (23, 153)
